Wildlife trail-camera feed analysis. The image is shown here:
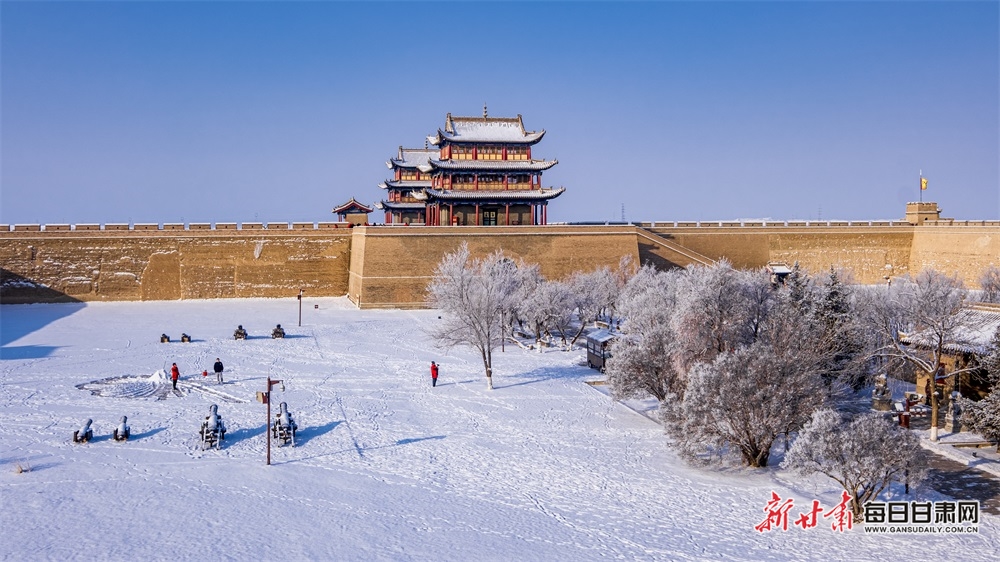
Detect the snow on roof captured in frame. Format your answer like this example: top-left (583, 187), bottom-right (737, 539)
top-left (389, 146), bottom-right (437, 168)
top-left (429, 159), bottom-right (558, 172)
top-left (767, 263), bottom-right (793, 275)
top-left (900, 303), bottom-right (1000, 355)
top-left (425, 187), bottom-right (565, 202)
top-left (428, 113), bottom-right (546, 145)
top-left (586, 328), bottom-right (616, 343)
top-left (332, 198), bottom-right (373, 214)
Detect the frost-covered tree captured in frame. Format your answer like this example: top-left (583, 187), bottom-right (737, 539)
top-left (782, 409), bottom-right (926, 522)
top-left (980, 265), bottom-right (1000, 304)
top-left (667, 341), bottom-right (827, 467)
top-left (427, 243), bottom-right (521, 390)
top-left (605, 266), bottom-right (683, 402)
top-left (858, 269), bottom-right (975, 440)
top-left (814, 267), bottom-right (867, 390)
top-left (518, 279), bottom-right (572, 350)
top-left (959, 328), bottom-right (1000, 450)
top-left (671, 260), bottom-right (752, 373)
top-left (566, 267), bottom-right (618, 347)
top-left (785, 261), bottom-right (814, 313)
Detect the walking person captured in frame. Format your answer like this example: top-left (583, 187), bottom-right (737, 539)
top-left (213, 358), bottom-right (224, 384)
top-left (430, 361), bottom-right (439, 387)
top-left (170, 362), bottom-right (180, 390)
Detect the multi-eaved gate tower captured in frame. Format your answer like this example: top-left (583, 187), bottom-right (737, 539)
top-left (377, 108), bottom-right (565, 226)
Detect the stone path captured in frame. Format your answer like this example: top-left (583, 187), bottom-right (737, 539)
top-left (921, 449), bottom-right (1000, 515)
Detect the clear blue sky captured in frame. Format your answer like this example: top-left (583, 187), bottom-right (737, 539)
top-left (2, 1), bottom-right (997, 224)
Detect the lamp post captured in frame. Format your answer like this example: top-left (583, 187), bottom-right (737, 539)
top-left (297, 289), bottom-right (304, 327)
top-left (258, 377), bottom-right (284, 465)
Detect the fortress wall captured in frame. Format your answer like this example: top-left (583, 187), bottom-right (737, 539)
top-left (909, 226), bottom-right (999, 282)
top-left (0, 229), bottom-right (351, 303)
top-left (347, 225), bottom-right (640, 309)
top-left (644, 226), bottom-right (916, 283)
top-left (3, 221), bottom-right (998, 306)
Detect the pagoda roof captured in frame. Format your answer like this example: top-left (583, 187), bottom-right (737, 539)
top-left (380, 180), bottom-right (433, 189)
top-left (387, 146), bottom-right (437, 169)
top-left (428, 159), bottom-right (558, 172)
top-left (332, 198), bottom-right (374, 214)
top-left (425, 188), bottom-right (565, 202)
top-left (427, 112), bottom-right (545, 147)
top-left (376, 201), bottom-right (427, 210)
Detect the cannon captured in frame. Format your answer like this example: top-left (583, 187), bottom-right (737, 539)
top-left (271, 324), bottom-right (285, 339)
top-left (271, 402), bottom-right (298, 446)
top-left (180, 333), bottom-right (191, 343)
top-left (73, 419), bottom-right (94, 443)
top-left (199, 404), bottom-right (227, 450)
top-left (234, 325), bottom-right (248, 340)
top-left (113, 416), bottom-right (131, 441)
top-left (160, 334), bottom-right (170, 343)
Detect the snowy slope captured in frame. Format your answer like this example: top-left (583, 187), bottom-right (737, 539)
top-left (1, 298), bottom-right (996, 560)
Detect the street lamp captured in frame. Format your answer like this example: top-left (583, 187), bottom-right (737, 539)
top-left (297, 289), bottom-right (304, 327)
top-left (257, 377), bottom-right (284, 465)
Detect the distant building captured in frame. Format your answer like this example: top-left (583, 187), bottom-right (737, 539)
top-left (332, 198), bottom-right (373, 225)
top-left (376, 108), bottom-right (565, 226)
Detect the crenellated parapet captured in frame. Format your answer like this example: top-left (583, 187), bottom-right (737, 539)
top-left (1, 222), bottom-right (351, 233)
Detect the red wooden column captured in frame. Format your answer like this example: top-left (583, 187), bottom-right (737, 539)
top-left (505, 204), bottom-right (510, 225)
top-left (475, 204), bottom-right (480, 226)
top-left (542, 204), bottom-right (547, 225)
top-left (450, 204), bottom-right (454, 225)
top-left (385, 211), bottom-right (390, 223)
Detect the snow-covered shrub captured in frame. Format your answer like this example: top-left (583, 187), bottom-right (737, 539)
top-left (782, 409), bottom-right (925, 522)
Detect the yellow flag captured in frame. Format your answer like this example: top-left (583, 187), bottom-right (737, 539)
top-left (920, 177), bottom-right (928, 190)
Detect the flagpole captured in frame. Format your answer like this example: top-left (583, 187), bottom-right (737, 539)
top-left (919, 169), bottom-right (923, 202)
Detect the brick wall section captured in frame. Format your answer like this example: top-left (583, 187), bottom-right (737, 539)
top-left (347, 225), bottom-right (641, 309)
top-left (0, 229), bottom-right (351, 303)
top-left (909, 226), bottom-right (1000, 280)
top-left (2, 221), bottom-right (998, 306)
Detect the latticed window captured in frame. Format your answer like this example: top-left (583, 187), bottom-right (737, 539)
top-left (478, 145), bottom-right (502, 161)
top-left (507, 146), bottom-right (528, 160)
top-left (452, 145), bottom-right (473, 160)
top-left (400, 170), bottom-right (418, 181)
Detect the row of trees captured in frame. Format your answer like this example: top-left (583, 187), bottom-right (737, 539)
top-left (608, 261), bottom-right (865, 467)
top-left (426, 245), bottom-right (998, 521)
top-left (426, 243), bottom-right (632, 390)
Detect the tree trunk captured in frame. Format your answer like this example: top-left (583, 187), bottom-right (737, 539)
top-left (927, 367), bottom-right (939, 441)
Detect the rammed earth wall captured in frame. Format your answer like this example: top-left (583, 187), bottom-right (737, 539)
top-left (1, 221), bottom-right (997, 307)
top-left (0, 227), bottom-right (351, 303)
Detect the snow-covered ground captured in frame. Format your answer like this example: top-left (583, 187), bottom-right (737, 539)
top-left (1, 298), bottom-right (996, 560)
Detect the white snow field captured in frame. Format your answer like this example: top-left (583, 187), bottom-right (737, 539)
top-left (1, 298), bottom-right (996, 561)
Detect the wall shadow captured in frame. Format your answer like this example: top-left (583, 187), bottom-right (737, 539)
top-left (0, 345), bottom-right (63, 360)
top-left (2, 271), bottom-right (86, 353)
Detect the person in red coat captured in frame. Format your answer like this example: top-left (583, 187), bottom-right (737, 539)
top-left (170, 362), bottom-right (180, 390)
top-left (430, 361), bottom-right (439, 387)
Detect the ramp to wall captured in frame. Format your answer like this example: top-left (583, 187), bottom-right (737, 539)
top-left (636, 228), bottom-right (715, 269)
